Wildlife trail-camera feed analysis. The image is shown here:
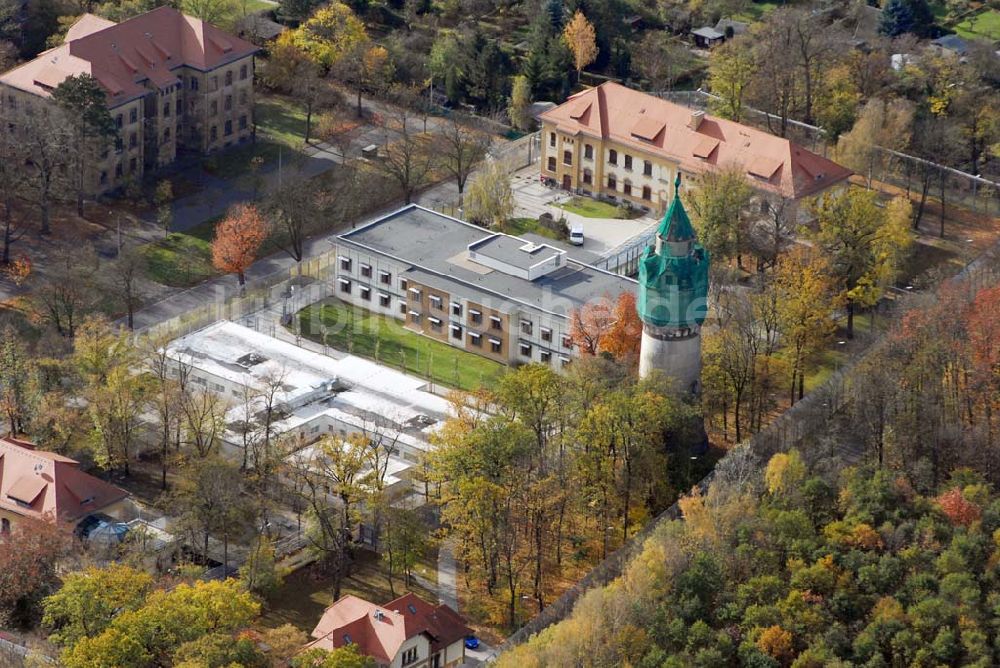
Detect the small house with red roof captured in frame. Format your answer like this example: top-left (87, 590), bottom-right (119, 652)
top-left (306, 592), bottom-right (471, 668)
top-left (539, 81), bottom-right (851, 215)
top-left (0, 436), bottom-right (128, 535)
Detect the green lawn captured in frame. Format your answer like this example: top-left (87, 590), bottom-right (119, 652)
top-left (953, 10), bottom-right (1000, 40)
top-left (242, 0), bottom-right (277, 13)
top-left (297, 300), bottom-right (506, 391)
top-left (141, 232), bottom-right (217, 287)
top-left (507, 217), bottom-right (563, 240)
top-left (733, 1), bottom-right (778, 22)
top-left (557, 196), bottom-right (641, 219)
top-left (203, 96), bottom-right (309, 179)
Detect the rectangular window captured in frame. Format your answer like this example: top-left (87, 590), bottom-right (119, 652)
top-left (520, 320), bottom-right (532, 336)
top-left (642, 185), bottom-right (652, 200)
top-left (409, 311), bottom-right (421, 324)
top-left (163, 101), bottom-right (170, 117)
top-left (624, 154), bottom-right (633, 170)
top-left (643, 160), bottom-right (653, 176)
top-left (549, 132), bottom-right (556, 147)
top-left (624, 182), bottom-right (632, 196)
top-left (130, 108), bottom-right (137, 123)
top-left (225, 70), bottom-right (233, 86)
top-left (210, 100), bottom-right (218, 116)
top-left (379, 270), bottom-right (391, 285)
top-left (609, 149), bottom-right (617, 165)
top-left (240, 64), bottom-right (248, 80)
top-left (583, 170), bottom-right (592, 185)
top-left (469, 332), bottom-right (482, 347)
top-left (430, 295), bottom-right (442, 309)
top-left (129, 133), bottom-right (137, 148)
top-left (191, 77), bottom-right (199, 91)
top-left (450, 324), bottom-right (462, 339)
top-left (563, 150), bottom-right (572, 165)
top-left (338, 278), bottom-right (351, 294)
top-left (360, 263), bottom-right (372, 278)
top-left (540, 350), bottom-right (551, 363)
top-left (540, 327), bottom-right (552, 342)
top-left (239, 115), bottom-right (247, 130)
top-left (339, 256), bottom-right (352, 271)
top-left (560, 355), bottom-right (571, 368)
top-left (379, 293), bottom-right (390, 307)
top-left (225, 95), bottom-right (232, 111)
top-left (408, 287), bottom-right (422, 298)
top-left (399, 301), bottom-right (407, 315)
top-left (360, 285), bottom-right (371, 301)
top-left (211, 75), bottom-right (218, 91)
top-left (402, 647), bottom-right (418, 666)
top-left (547, 156), bottom-right (556, 171)
top-left (470, 309), bottom-right (482, 324)
top-left (428, 316), bottom-right (442, 330)
top-left (562, 334), bottom-right (573, 349)
top-left (584, 144), bottom-right (593, 160)
top-left (490, 315), bottom-right (502, 331)
top-left (116, 114), bottom-right (123, 128)
top-left (451, 302), bottom-right (462, 316)
top-left (607, 175), bottom-right (616, 190)
top-left (224, 120), bottom-right (232, 136)
top-left (489, 338), bottom-right (502, 353)
top-left (400, 279), bottom-right (408, 291)
top-left (519, 342), bottom-right (532, 357)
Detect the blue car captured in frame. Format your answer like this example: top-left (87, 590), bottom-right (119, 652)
top-left (465, 635), bottom-right (480, 650)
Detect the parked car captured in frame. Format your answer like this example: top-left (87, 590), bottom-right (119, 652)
top-left (569, 223), bottom-right (584, 246)
top-left (465, 635), bottom-right (480, 650)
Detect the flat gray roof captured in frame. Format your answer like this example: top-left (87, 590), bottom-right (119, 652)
top-left (339, 206), bottom-right (635, 318)
top-left (468, 234), bottom-right (562, 271)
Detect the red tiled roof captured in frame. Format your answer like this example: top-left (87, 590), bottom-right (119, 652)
top-left (0, 437), bottom-right (127, 523)
top-left (539, 82), bottom-right (852, 200)
top-left (0, 7), bottom-right (259, 104)
top-left (306, 592), bottom-right (470, 662)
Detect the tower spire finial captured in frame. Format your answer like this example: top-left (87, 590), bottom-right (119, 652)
top-left (674, 173), bottom-right (682, 195)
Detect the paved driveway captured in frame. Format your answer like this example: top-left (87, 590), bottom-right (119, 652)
top-left (510, 167), bottom-right (657, 257)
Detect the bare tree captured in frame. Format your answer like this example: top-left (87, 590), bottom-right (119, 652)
top-left (373, 108), bottom-right (436, 204)
top-left (180, 388), bottom-right (229, 458)
top-left (106, 247), bottom-right (147, 330)
top-left (436, 115), bottom-right (491, 204)
top-left (15, 109), bottom-right (72, 235)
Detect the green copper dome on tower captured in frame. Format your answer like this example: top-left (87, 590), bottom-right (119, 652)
top-left (637, 175), bottom-right (710, 328)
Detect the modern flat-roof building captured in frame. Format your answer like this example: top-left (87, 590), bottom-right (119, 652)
top-left (0, 7), bottom-right (258, 195)
top-left (332, 205), bottom-right (637, 369)
top-left (538, 82), bottom-right (852, 214)
top-left (164, 321), bottom-right (452, 508)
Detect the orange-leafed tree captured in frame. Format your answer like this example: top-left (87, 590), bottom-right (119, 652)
top-left (936, 488), bottom-right (981, 527)
top-left (569, 292), bottom-right (642, 364)
top-left (601, 292), bottom-right (643, 364)
top-left (569, 295), bottom-right (614, 356)
top-left (211, 204), bottom-right (269, 288)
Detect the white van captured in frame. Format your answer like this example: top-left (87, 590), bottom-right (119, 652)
top-left (569, 223), bottom-right (584, 246)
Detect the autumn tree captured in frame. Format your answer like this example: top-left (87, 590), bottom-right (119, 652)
top-left (290, 2), bottom-right (368, 70)
top-left (508, 74), bottom-right (533, 131)
top-left (563, 10), bottom-right (597, 78)
top-left (173, 457), bottom-right (252, 571)
top-left (294, 645), bottom-right (376, 668)
top-left (61, 579), bottom-right (259, 668)
top-left (568, 295), bottom-right (614, 356)
top-left (465, 159), bottom-right (514, 229)
top-left (42, 564), bottom-right (154, 648)
top-left (0, 328), bottom-right (40, 436)
top-left (373, 108), bottom-right (435, 204)
top-left (809, 189), bottom-right (912, 337)
top-left (837, 97), bottom-right (915, 188)
top-left (707, 37), bottom-right (756, 122)
top-left (687, 166), bottom-right (754, 266)
top-left (211, 203), bottom-right (269, 288)
top-left (0, 517), bottom-right (72, 628)
top-left (774, 249), bottom-right (836, 402)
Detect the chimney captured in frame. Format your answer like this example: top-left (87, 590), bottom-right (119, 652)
top-left (688, 110), bottom-right (705, 131)
top-left (374, 610), bottom-right (385, 621)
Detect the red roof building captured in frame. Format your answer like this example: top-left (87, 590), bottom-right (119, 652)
top-left (0, 437), bottom-right (127, 534)
top-left (539, 82), bottom-right (851, 212)
top-left (307, 592), bottom-right (471, 668)
top-left (0, 7), bottom-right (259, 195)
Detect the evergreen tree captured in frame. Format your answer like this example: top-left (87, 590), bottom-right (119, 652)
top-left (879, 0), bottom-right (933, 37)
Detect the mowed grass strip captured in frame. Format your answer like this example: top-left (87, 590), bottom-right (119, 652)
top-left (297, 300), bottom-right (505, 391)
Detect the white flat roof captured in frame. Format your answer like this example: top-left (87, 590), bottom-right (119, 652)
top-left (166, 321), bottom-right (452, 425)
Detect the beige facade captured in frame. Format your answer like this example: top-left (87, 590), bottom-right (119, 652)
top-left (541, 121), bottom-right (678, 215)
top-left (0, 54), bottom-right (254, 196)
